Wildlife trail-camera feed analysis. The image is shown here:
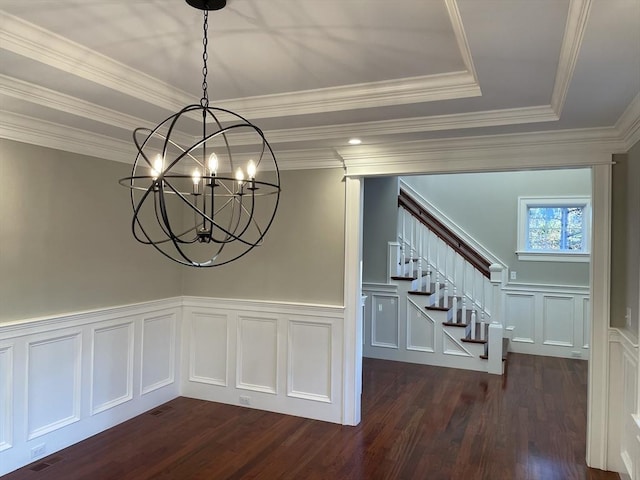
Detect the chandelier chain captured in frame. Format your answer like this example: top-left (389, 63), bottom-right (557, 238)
top-left (201, 11), bottom-right (209, 108)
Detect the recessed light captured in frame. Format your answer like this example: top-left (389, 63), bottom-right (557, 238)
top-left (348, 138), bottom-right (362, 145)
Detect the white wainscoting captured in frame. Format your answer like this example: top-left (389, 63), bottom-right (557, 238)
top-left (0, 298), bottom-right (182, 477)
top-left (503, 284), bottom-right (589, 359)
top-left (181, 297), bottom-right (344, 424)
top-left (608, 329), bottom-right (639, 479)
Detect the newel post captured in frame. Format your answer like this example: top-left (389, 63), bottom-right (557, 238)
top-left (388, 241), bottom-right (400, 280)
top-left (488, 264), bottom-right (504, 375)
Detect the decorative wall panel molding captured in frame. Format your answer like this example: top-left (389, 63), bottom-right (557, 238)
top-left (91, 321), bottom-right (134, 415)
top-left (542, 295), bottom-right (575, 347)
top-left (189, 312), bottom-right (229, 387)
top-left (0, 345), bottom-right (13, 452)
top-left (288, 321), bottom-right (332, 403)
top-left (370, 295), bottom-right (399, 349)
top-left (504, 285), bottom-right (589, 359)
top-left (181, 297), bottom-right (344, 425)
top-left (141, 314), bottom-right (177, 395)
top-left (27, 333), bottom-right (82, 440)
top-left (0, 299), bottom-right (181, 477)
top-left (237, 316), bottom-right (279, 394)
top-left (505, 293), bottom-right (535, 343)
top-left (407, 299), bottom-right (435, 353)
top-left (608, 329), bottom-right (639, 479)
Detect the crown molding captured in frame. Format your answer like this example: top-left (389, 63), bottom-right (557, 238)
top-left (0, 111), bottom-right (342, 171)
top-left (337, 128), bottom-right (620, 176)
top-left (0, 11), bottom-right (480, 121)
top-left (273, 149), bottom-right (344, 170)
top-left (550, 0), bottom-right (593, 116)
top-left (445, 0), bottom-right (479, 84)
top-left (0, 74), bottom-right (195, 146)
top-left (0, 11), bottom-right (193, 113)
top-left (257, 105), bottom-right (558, 146)
top-left (218, 72), bottom-right (480, 120)
top-left (616, 92), bottom-right (640, 150)
top-left (0, 111), bottom-right (133, 163)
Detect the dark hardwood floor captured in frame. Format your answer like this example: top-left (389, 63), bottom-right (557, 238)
top-left (4, 354), bottom-right (619, 480)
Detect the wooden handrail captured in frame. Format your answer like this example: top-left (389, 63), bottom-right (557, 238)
top-left (398, 189), bottom-right (491, 278)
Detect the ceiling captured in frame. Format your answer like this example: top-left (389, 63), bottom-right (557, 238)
top-left (1, 0), bottom-right (639, 171)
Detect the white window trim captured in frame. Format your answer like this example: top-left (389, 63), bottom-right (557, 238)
top-left (516, 196), bottom-right (591, 262)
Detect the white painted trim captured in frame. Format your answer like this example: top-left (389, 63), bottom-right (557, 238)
top-left (90, 321), bottom-right (135, 416)
top-left (140, 313), bottom-right (177, 396)
top-left (406, 297), bottom-right (436, 353)
top-left (0, 300), bottom-right (182, 476)
top-left (0, 11), bottom-right (479, 121)
top-left (0, 346), bottom-right (13, 452)
top-left (0, 297), bottom-right (182, 335)
top-left (504, 283), bottom-right (589, 294)
top-left (287, 320), bottom-right (333, 404)
top-left (0, 74), bottom-right (191, 146)
top-left (236, 315), bottom-right (279, 395)
top-left (0, 11), bottom-right (193, 113)
top-left (182, 296), bottom-right (344, 317)
top-left (26, 332), bottom-right (82, 440)
top-left (370, 294), bottom-right (400, 349)
top-left (339, 129), bottom-right (618, 177)
top-left (616, 92), bottom-right (640, 151)
top-left (342, 177), bottom-right (363, 426)
top-left (362, 283), bottom-right (399, 295)
top-left (551, 0), bottom-right (593, 116)
top-left (343, 154), bottom-right (612, 469)
top-left (587, 163), bottom-right (612, 469)
top-left (515, 252), bottom-right (590, 263)
top-left (516, 195), bottom-right (591, 259)
top-left (188, 311), bottom-right (229, 387)
top-left (445, 0), bottom-right (479, 85)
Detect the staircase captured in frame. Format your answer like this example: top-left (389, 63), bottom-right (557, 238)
top-left (363, 188), bottom-right (509, 375)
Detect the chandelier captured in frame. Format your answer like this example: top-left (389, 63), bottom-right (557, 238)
top-left (120, 0), bottom-right (280, 267)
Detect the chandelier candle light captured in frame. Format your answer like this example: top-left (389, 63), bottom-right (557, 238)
top-left (120, 0), bottom-right (280, 267)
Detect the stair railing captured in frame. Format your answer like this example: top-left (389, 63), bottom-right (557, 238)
top-left (396, 189), bottom-right (506, 373)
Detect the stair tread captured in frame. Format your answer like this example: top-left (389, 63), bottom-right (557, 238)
top-left (442, 321), bottom-right (469, 328)
top-left (461, 322), bottom-right (489, 344)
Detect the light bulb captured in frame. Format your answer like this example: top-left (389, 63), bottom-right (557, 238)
top-left (192, 168), bottom-right (201, 185)
top-left (207, 152), bottom-right (218, 175)
top-left (235, 167), bottom-right (244, 183)
top-left (151, 154), bottom-right (163, 180)
top-left (247, 159), bottom-right (256, 179)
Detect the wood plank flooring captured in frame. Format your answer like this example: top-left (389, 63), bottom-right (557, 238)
top-left (4, 354), bottom-right (619, 480)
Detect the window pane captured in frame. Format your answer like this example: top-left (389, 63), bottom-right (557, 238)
top-left (526, 206), bottom-right (584, 252)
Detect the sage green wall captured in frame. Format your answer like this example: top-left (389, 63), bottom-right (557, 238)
top-left (402, 169), bottom-right (591, 286)
top-left (0, 139), bottom-right (182, 323)
top-left (611, 143), bottom-right (640, 335)
top-left (181, 168), bottom-right (345, 306)
top-left (363, 177), bottom-right (398, 283)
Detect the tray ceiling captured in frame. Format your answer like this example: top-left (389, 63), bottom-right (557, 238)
top-left (0, 0), bottom-right (638, 168)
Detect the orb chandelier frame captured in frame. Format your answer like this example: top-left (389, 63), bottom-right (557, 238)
top-left (120, 0), bottom-right (280, 267)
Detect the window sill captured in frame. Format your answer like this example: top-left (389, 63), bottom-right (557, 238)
top-left (515, 251), bottom-right (590, 263)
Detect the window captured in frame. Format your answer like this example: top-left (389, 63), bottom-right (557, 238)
top-left (516, 196), bottom-right (591, 262)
